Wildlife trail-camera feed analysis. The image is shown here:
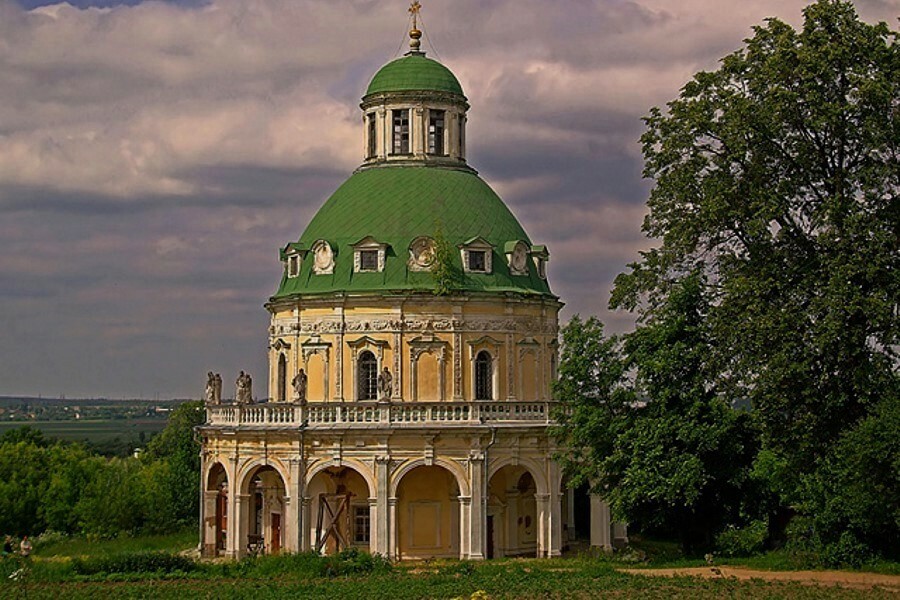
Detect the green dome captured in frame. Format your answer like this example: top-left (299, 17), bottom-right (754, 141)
top-left (274, 167), bottom-right (552, 299)
top-left (365, 55), bottom-right (464, 97)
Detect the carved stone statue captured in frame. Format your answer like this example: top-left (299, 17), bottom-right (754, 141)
top-left (292, 369), bottom-right (308, 403)
top-left (213, 373), bottom-right (222, 404)
top-left (205, 372), bottom-right (216, 404)
top-left (236, 370), bottom-right (253, 404)
top-left (377, 367), bottom-right (393, 400)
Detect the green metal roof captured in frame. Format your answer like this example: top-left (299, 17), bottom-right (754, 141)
top-left (365, 54), bottom-right (464, 97)
top-left (273, 166), bottom-right (553, 299)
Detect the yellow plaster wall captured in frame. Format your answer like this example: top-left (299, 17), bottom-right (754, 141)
top-left (397, 466), bottom-right (458, 558)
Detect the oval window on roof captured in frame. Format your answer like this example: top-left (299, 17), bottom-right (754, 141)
top-left (408, 236), bottom-right (436, 271)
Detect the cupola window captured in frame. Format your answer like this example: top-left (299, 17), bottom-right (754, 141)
top-left (505, 240), bottom-right (530, 276)
top-left (531, 245), bottom-right (550, 280)
top-left (366, 113), bottom-right (377, 158)
top-left (392, 109), bottom-right (410, 154)
top-left (428, 110), bottom-right (445, 155)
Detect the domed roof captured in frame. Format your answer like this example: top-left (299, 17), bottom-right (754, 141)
top-left (273, 167), bottom-right (552, 299)
top-left (365, 54), bottom-right (464, 97)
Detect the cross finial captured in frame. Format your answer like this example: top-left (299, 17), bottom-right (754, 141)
top-left (408, 1), bottom-right (423, 54)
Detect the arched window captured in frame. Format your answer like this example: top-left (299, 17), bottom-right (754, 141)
top-left (357, 351), bottom-right (378, 400)
top-left (277, 353), bottom-right (287, 402)
top-left (475, 350), bottom-right (493, 400)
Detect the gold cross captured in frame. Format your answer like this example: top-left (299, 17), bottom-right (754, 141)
top-left (409, 1), bottom-right (421, 17)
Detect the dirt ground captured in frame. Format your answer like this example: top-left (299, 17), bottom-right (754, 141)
top-left (620, 566), bottom-right (900, 593)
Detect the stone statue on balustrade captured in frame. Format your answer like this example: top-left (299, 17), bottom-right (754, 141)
top-left (206, 371), bottom-right (223, 404)
top-left (236, 370), bottom-right (253, 404)
top-left (377, 367), bottom-right (393, 401)
top-left (292, 369), bottom-right (308, 403)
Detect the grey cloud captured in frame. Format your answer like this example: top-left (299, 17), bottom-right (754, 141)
top-left (1, 0), bottom-right (898, 397)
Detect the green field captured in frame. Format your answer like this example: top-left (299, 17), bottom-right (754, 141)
top-left (0, 419), bottom-right (167, 443)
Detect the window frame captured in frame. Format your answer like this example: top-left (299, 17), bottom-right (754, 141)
top-left (474, 350), bottom-right (493, 400)
top-left (357, 350), bottom-right (378, 401)
top-left (428, 109), bottom-right (445, 156)
top-left (391, 109), bottom-right (410, 155)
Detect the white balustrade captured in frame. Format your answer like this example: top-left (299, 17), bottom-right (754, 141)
top-left (204, 401), bottom-right (553, 428)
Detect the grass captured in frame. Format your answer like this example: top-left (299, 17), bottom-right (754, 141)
top-left (33, 529), bottom-right (196, 559)
top-left (1, 533), bottom-right (896, 599)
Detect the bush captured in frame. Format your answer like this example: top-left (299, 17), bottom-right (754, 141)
top-left (319, 548), bottom-right (392, 577)
top-left (71, 551), bottom-right (196, 575)
top-left (715, 519), bottom-right (768, 557)
top-left (821, 532), bottom-right (873, 569)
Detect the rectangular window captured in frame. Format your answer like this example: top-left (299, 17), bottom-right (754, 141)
top-left (353, 506), bottom-right (370, 544)
top-left (367, 113), bottom-right (377, 158)
top-left (467, 250), bottom-right (486, 272)
top-left (392, 109), bottom-right (410, 154)
top-left (359, 250), bottom-right (379, 271)
top-left (428, 110), bottom-right (445, 155)
top-left (287, 254), bottom-right (300, 278)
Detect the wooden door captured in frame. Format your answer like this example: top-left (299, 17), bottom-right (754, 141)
top-left (271, 513), bottom-right (282, 554)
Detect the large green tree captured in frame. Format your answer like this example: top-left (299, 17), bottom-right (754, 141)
top-left (612, 0), bottom-right (897, 504)
top-left (556, 278), bottom-right (760, 551)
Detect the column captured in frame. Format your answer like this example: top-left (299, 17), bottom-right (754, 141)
top-left (232, 493), bottom-right (250, 559)
top-left (300, 496), bottom-right (312, 551)
top-left (388, 497), bottom-right (398, 560)
top-left (547, 461), bottom-right (563, 557)
top-left (287, 459), bottom-right (302, 553)
top-left (590, 494), bottom-right (612, 550)
top-left (375, 456), bottom-right (391, 556)
top-left (458, 495), bottom-right (471, 558)
top-left (566, 487), bottom-right (576, 542)
top-left (468, 457), bottom-right (485, 559)
top-left (535, 493), bottom-right (550, 558)
top-left (202, 491), bottom-right (218, 557)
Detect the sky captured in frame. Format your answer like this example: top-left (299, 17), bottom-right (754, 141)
top-left (1, 0), bottom-right (897, 399)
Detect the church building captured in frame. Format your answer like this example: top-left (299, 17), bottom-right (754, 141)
top-left (198, 6), bottom-right (625, 560)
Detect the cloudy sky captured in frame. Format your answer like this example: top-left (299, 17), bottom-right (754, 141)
top-left (1, 0), bottom-right (896, 399)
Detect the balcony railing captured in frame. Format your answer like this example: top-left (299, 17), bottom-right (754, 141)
top-left (204, 401), bottom-right (556, 428)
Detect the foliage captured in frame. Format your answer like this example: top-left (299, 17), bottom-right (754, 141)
top-left (71, 551), bottom-right (197, 576)
top-left (716, 520), bottom-right (769, 557)
top-left (318, 547), bottom-right (392, 577)
top-left (556, 277), bottom-right (761, 551)
top-left (0, 402), bottom-right (201, 539)
top-left (431, 223), bottom-right (462, 295)
top-left (602, 0), bottom-right (898, 557)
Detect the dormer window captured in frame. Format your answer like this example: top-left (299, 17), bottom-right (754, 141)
top-left (287, 254), bottom-right (300, 278)
top-left (531, 245), bottom-right (549, 280)
top-left (359, 250), bottom-right (378, 271)
top-left (468, 250), bottom-right (486, 272)
top-left (352, 236), bottom-right (388, 273)
top-left (428, 110), bottom-right (445, 155)
top-left (459, 237), bottom-right (493, 274)
top-left (392, 109), bottom-right (410, 154)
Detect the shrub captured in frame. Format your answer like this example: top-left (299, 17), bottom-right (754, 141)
top-left (715, 519), bottom-right (768, 557)
top-left (821, 532), bottom-right (873, 569)
top-left (71, 551), bottom-right (196, 575)
top-left (319, 548), bottom-right (391, 577)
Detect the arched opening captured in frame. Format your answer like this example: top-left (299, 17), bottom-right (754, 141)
top-left (240, 465), bottom-right (287, 556)
top-left (487, 465), bottom-right (538, 558)
top-left (475, 350), bottom-right (493, 400)
top-left (357, 351), bottom-right (378, 400)
top-left (277, 353), bottom-right (287, 402)
top-left (306, 466), bottom-right (373, 554)
top-left (396, 465), bottom-right (461, 559)
top-left (204, 463), bottom-right (228, 557)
